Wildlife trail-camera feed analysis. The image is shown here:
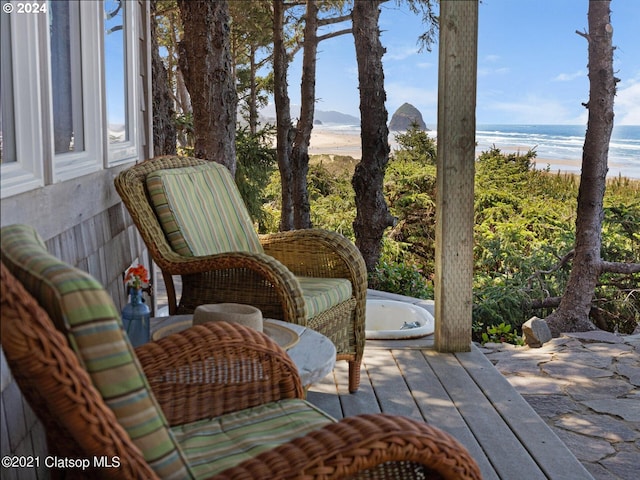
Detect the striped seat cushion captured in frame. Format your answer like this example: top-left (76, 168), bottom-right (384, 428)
top-left (298, 276), bottom-right (353, 320)
top-left (146, 163), bottom-right (263, 257)
top-left (0, 224), bottom-right (192, 479)
top-left (172, 399), bottom-right (334, 478)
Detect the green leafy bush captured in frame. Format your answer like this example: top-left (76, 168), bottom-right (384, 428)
top-left (263, 142), bottom-right (639, 339)
top-left (480, 322), bottom-right (524, 345)
top-left (368, 260), bottom-right (433, 299)
top-left (392, 124), bottom-right (437, 165)
top-left (234, 126), bottom-right (277, 231)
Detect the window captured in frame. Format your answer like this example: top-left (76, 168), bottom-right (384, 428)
top-left (104, 0), bottom-right (138, 164)
top-left (49, 0), bottom-right (103, 182)
top-left (0, 0), bottom-right (140, 199)
top-left (1, 7), bottom-right (17, 164)
top-left (0, 3), bottom-right (44, 197)
top-left (50, 0), bottom-right (85, 154)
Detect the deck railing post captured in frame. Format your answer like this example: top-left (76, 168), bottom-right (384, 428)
top-left (434, 0), bottom-right (478, 352)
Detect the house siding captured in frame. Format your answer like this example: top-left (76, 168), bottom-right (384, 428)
top-left (0, 1), bottom-right (152, 478)
top-left (0, 185), bottom-right (148, 480)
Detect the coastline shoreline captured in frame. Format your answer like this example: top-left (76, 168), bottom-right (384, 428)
top-left (308, 128), bottom-right (639, 179)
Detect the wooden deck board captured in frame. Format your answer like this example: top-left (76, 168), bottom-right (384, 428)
top-left (424, 349), bottom-right (547, 479)
top-left (364, 349), bottom-right (424, 421)
top-left (392, 349), bottom-right (499, 480)
top-left (305, 371), bottom-right (343, 420)
top-left (456, 349), bottom-right (593, 480)
top-left (340, 359), bottom-right (383, 418)
top-left (307, 343), bottom-right (592, 480)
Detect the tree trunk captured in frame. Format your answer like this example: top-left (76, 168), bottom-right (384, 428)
top-left (290, 0), bottom-right (319, 230)
top-left (177, 0), bottom-right (237, 175)
top-left (273, 0), bottom-right (295, 231)
top-left (546, 0), bottom-right (616, 336)
top-left (249, 45), bottom-right (259, 135)
top-left (150, 0), bottom-right (176, 156)
top-left (352, 0), bottom-right (395, 271)
top-left (175, 64), bottom-right (191, 115)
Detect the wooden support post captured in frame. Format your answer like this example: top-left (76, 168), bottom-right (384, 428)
top-left (434, 0), bottom-right (478, 352)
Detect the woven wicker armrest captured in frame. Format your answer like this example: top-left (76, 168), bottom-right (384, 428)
top-left (152, 248), bottom-right (293, 279)
top-left (135, 322), bottom-right (305, 426)
top-left (154, 250), bottom-right (308, 322)
top-left (216, 414), bottom-right (482, 480)
top-left (261, 229), bottom-right (367, 285)
top-left (1, 264), bottom-right (159, 479)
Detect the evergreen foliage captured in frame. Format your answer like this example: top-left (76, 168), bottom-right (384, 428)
top-left (234, 126), bottom-right (277, 231)
top-left (473, 148), bottom-right (639, 339)
top-left (263, 135), bottom-right (640, 341)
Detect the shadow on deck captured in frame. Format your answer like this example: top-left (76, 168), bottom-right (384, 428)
top-left (154, 276), bottom-right (592, 479)
top-left (306, 290), bottom-right (593, 480)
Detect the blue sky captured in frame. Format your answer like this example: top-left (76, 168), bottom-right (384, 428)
top-left (285, 0), bottom-right (640, 126)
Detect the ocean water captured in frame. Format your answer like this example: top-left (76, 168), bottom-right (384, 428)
top-left (315, 123), bottom-right (640, 179)
top-left (475, 124), bottom-right (640, 179)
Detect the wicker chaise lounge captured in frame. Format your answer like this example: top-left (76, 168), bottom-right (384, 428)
top-left (115, 156), bottom-right (367, 392)
top-left (0, 224), bottom-right (482, 479)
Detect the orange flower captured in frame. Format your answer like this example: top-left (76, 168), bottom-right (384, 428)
top-left (124, 264), bottom-right (149, 290)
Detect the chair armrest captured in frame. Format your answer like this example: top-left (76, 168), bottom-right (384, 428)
top-left (155, 250), bottom-right (308, 323)
top-left (156, 250), bottom-right (294, 280)
top-left (135, 322), bottom-right (305, 426)
top-left (216, 414), bottom-right (482, 480)
top-left (261, 229), bottom-right (366, 285)
top-left (261, 228), bottom-right (368, 330)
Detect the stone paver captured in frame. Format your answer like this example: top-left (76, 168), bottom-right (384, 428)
top-left (481, 332), bottom-right (640, 480)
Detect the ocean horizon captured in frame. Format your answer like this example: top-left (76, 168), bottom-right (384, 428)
top-left (312, 123), bottom-right (640, 179)
top-left (475, 124), bottom-right (640, 179)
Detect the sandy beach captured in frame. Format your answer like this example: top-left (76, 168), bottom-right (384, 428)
top-left (308, 128), bottom-right (588, 173)
top-left (309, 129), bottom-right (363, 159)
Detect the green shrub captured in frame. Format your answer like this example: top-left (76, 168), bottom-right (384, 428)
top-left (263, 143), bottom-right (640, 337)
top-left (234, 126), bottom-right (277, 231)
top-left (392, 124), bottom-right (437, 165)
top-left (480, 322), bottom-right (524, 345)
top-left (369, 260), bottom-right (433, 300)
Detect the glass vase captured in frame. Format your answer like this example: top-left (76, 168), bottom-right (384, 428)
top-left (121, 287), bottom-right (150, 347)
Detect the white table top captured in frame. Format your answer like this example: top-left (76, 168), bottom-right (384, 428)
top-left (150, 316), bottom-right (336, 388)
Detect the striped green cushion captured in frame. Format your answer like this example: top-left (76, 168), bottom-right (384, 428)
top-left (146, 163), bottom-right (263, 257)
top-left (0, 224), bottom-right (192, 479)
top-left (298, 276), bottom-right (353, 319)
top-left (172, 399), bottom-right (334, 478)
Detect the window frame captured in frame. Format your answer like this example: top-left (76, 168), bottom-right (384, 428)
top-left (48, 0), bottom-right (104, 183)
top-left (0, 0), bottom-right (141, 199)
top-left (0, 10), bottom-right (45, 198)
top-left (105, 0), bottom-right (139, 166)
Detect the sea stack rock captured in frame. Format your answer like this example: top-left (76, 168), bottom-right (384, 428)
top-left (389, 103), bottom-right (427, 131)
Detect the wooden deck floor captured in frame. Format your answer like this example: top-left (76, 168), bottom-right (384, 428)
top-left (154, 280), bottom-right (592, 479)
top-left (306, 340), bottom-right (593, 480)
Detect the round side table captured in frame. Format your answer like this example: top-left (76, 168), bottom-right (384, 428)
top-left (150, 316), bottom-right (336, 388)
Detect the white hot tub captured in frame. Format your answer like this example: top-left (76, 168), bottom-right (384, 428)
top-left (365, 299), bottom-right (435, 339)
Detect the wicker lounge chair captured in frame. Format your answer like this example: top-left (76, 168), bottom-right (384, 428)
top-left (1, 224), bottom-right (482, 479)
top-left (115, 156), bottom-right (367, 392)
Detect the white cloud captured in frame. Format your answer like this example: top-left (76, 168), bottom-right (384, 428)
top-left (485, 54), bottom-right (501, 63)
top-left (478, 66), bottom-right (511, 77)
top-left (384, 44), bottom-right (419, 61)
top-left (478, 94), bottom-right (577, 124)
top-left (554, 70), bottom-right (585, 82)
top-left (615, 76), bottom-right (640, 125)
